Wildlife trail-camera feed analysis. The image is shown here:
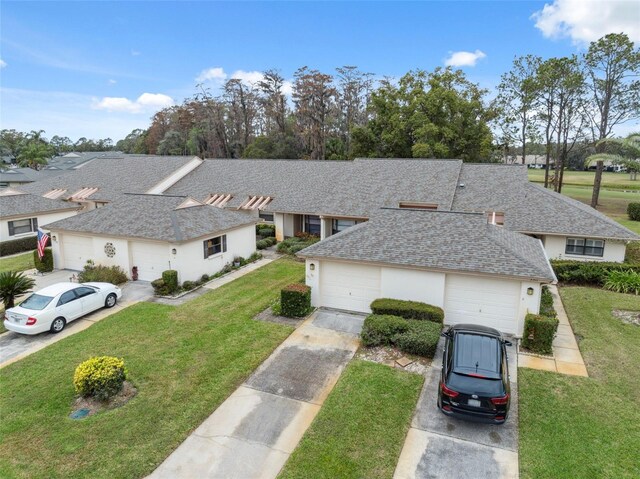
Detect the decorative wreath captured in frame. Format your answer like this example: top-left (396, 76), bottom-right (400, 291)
top-left (104, 242), bottom-right (116, 258)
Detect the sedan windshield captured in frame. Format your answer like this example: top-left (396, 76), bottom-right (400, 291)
top-left (19, 294), bottom-right (54, 311)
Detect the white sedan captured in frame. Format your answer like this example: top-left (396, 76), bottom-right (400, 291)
top-left (4, 282), bottom-right (122, 335)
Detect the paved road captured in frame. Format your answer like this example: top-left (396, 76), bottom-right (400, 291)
top-left (394, 338), bottom-right (519, 479)
top-left (149, 309), bottom-right (365, 479)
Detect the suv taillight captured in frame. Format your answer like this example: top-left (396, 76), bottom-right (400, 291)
top-left (440, 381), bottom-right (459, 398)
top-left (26, 317), bottom-right (37, 325)
top-left (491, 394), bottom-right (509, 405)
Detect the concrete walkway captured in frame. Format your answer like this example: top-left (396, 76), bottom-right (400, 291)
top-left (149, 309), bottom-right (364, 479)
top-left (518, 285), bottom-right (588, 377)
top-left (394, 338), bottom-right (520, 479)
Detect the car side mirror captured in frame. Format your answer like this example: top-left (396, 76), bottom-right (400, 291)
top-left (441, 331), bottom-right (450, 338)
top-left (504, 340), bottom-right (513, 347)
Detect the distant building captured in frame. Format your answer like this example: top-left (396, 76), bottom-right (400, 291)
top-left (46, 151), bottom-right (125, 171)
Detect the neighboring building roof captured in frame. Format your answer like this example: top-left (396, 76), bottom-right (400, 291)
top-left (451, 164), bottom-right (639, 240)
top-left (165, 158), bottom-right (464, 217)
top-left (47, 151), bottom-right (125, 170)
top-left (298, 208), bottom-right (556, 282)
top-left (0, 167), bottom-right (73, 185)
top-left (45, 194), bottom-right (257, 243)
top-left (20, 156), bottom-right (198, 202)
top-left (0, 190), bottom-right (81, 219)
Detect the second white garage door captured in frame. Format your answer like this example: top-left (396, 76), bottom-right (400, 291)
top-left (444, 274), bottom-right (520, 335)
top-left (320, 261), bottom-right (381, 313)
top-left (62, 235), bottom-right (93, 271)
top-left (131, 242), bottom-right (170, 281)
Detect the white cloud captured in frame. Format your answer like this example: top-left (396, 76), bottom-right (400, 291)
top-left (131, 49), bottom-right (141, 56)
top-left (0, 59), bottom-right (6, 68)
top-left (92, 92), bottom-right (174, 113)
top-left (231, 70), bottom-right (264, 84)
top-left (532, 0), bottom-right (640, 44)
top-left (108, 79), bottom-right (117, 85)
top-left (281, 80), bottom-right (293, 96)
top-left (444, 50), bottom-right (487, 67)
top-left (196, 67), bottom-right (227, 83)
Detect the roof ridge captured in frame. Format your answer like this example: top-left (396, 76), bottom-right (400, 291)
top-left (447, 161), bottom-right (464, 210)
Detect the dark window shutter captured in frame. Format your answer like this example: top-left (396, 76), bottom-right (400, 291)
top-left (222, 235), bottom-right (227, 252)
top-left (8, 221), bottom-right (15, 236)
top-left (203, 240), bottom-right (208, 259)
top-left (32, 218), bottom-right (38, 231)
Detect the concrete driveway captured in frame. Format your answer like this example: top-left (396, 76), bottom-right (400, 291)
top-left (395, 338), bottom-right (519, 479)
top-left (150, 309), bottom-right (365, 479)
top-left (0, 271), bottom-right (153, 367)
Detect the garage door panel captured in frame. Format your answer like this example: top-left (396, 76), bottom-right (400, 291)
top-left (62, 235), bottom-right (93, 271)
top-left (444, 275), bottom-right (520, 335)
top-left (320, 262), bottom-right (381, 313)
top-left (131, 242), bottom-right (169, 281)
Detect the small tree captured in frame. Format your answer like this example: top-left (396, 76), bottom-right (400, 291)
top-left (0, 271), bottom-right (36, 309)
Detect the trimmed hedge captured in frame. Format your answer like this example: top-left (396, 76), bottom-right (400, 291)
top-left (33, 248), bottom-right (53, 273)
top-left (151, 278), bottom-right (170, 296)
top-left (628, 202), bottom-right (640, 221)
top-left (539, 286), bottom-right (557, 318)
top-left (277, 236), bottom-right (320, 255)
top-left (281, 283), bottom-right (311, 317)
top-left (257, 225), bottom-right (276, 238)
top-left (0, 236), bottom-right (38, 257)
top-left (257, 237), bottom-right (277, 249)
top-left (550, 260), bottom-right (640, 286)
top-left (78, 261), bottom-right (128, 285)
top-left (361, 315), bottom-right (410, 346)
top-left (521, 313), bottom-right (559, 355)
top-left (162, 270), bottom-right (179, 294)
top-left (73, 356), bottom-right (127, 400)
top-left (360, 314), bottom-right (442, 358)
top-left (370, 298), bottom-right (444, 324)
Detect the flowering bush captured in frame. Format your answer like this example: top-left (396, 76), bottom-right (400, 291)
top-left (73, 356), bottom-right (127, 400)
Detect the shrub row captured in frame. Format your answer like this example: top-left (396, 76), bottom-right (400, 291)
top-left (628, 202), bottom-right (640, 221)
top-left (257, 237), bottom-right (277, 249)
top-left (604, 269), bottom-right (640, 295)
top-left (539, 286), bottom-right (557, 318)
top-left (521, 314), bottom-right (559, 355)
top-left (361, 314), bottom-right (442, 358)
top-left (551, 260), bottom-right (640, 286)
top-left (0, 236), bottom-right (39, 257)
top-left (277, 235), bottom-right (320, 255)
top-left (370, 298), bottom-right (444, 324)
top-left (78, 260), bottom-right (128, 284)
top-left (281, 283), bottom-right (311, 317)
top-left (257, 224), bottom-right (276, 238)
top-left (33, 248), bottom-right (53, 273)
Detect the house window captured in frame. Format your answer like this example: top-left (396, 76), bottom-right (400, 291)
top-left (203, 235), bottom-right (227, 258)
top-left (304, 215), bottom-right (321, 236)
top-left (332, 219), bottom-right (358, 235)
top-left (565, 238), bottom-right (604, 257)
top-left (259, 211), bottom-right (274, 222)
top-left (8, 218), bottom-right (38, 236)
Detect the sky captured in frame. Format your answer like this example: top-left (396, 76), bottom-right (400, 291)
top-left (1, 0), bottom-right (639, 142)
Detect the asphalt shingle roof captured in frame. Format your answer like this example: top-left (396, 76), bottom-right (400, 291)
top-left (0, 192), bottom-right (81, 218)
top-left (298, 208), bottom-right (556, 282)
top-left (0, 167), bottom-right (73, 184)
top-left (20, 156), bottom-right (198, 203)
top-left (45, 194), bottom-right (257, 243)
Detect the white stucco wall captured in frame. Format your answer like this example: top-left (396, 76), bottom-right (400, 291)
top-left (1, 209), bottom-right (80, 243)
top-left (543, 234), bottom-right (626, 262)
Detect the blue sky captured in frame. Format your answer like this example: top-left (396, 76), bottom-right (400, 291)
top-left (1, 0), bottom-right (639, 141)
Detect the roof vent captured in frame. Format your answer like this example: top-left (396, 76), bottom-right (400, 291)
top-left (458, 183), bottom-right (465, 188)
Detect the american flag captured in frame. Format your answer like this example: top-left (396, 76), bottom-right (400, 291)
top-left (36, 228), bottom-right (49, 259)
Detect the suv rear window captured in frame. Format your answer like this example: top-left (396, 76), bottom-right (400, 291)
top-left (453, 333), bottom-right (501, 377)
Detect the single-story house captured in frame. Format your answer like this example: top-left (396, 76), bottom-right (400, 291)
top-left (299, 208), bottom-right (557, 336)
top-left (45, 194), bottom-right (258, 282)
top-left (0, 188), bottom-right (82, 243)
top-left (0, 167), bottom-right (73, 189)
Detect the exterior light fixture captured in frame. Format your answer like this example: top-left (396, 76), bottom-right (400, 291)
top-left (527, 287), bottom-right (534, 296)
top-left (309, 263), bottom-right (315, 271)
top-left (171, 248), bottom-right (177, 255)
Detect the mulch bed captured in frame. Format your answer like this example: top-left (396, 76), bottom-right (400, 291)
top-left (71, 381), bottom-right (137, 418)
top-left (355, 346), bottom-right (431, 375)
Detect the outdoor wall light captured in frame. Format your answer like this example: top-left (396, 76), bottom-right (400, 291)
top-left (171, 248), bottom-right (177, 255)
top-left (309, 263), bottom-right (315, 271)
top-left (527, 287), bottom-right (534, 296)
top-left (52, 235), bottom-right (57, 242)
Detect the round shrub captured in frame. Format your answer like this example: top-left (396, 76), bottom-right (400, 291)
top-left (33, 248), bottom-right (54, 273)
top-left (162, 270), bottom-right (179, 293)
top-left (628, 202), bottom-right (640, 221)
top-left (200, 274), bottom-right (210, 283)
top-left (281, 283), bottom-right (311, 317)
top-left (182, 280), bottom-right (196, 291)
top-left (392, 321), bottom-right (442, 358)
top-left (361, 314), bottom-right (410, 347)
top-left (73, 356), bottom-right (127, 400)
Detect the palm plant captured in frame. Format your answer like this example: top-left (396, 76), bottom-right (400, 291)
top-left (587, 132), bottom-right (640, 180)
top-left (0, 271), bottom-right (36, 309)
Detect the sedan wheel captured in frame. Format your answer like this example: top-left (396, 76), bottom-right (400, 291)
top-left (50, 317), bottom-right (66, 334)
top-left (105, 293), bottom-right (117, 308)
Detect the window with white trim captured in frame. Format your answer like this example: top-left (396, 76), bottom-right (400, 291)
top-left (565, 237), bottom-right (604, 257)
top-left (8, 218), bottom-right (38, 236)
top-left (203, 235), bottom-right (227, 258)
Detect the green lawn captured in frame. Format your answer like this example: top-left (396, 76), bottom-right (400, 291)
top-left (0, 258), bottom-right (304, 479)
top-left (0, 251), bottom-right (35, 273)
top-left (519, 287), bottom-right (640, 479)
top-left (528, 169), bottom-right (640, 190)
top-left (278, 360), bottom-right (423, 479)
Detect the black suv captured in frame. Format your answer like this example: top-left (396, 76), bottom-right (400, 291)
top-left (438, 324), bottom-right (511, 424)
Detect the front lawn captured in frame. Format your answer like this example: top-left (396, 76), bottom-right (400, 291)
top-left (0, 251), bottom-right (35, 273)
top-left (0, 258), bottom-right (304, 479)
top-left (279, 360), bottom-right (423, 479)
top-left (519, 287), bottom-right (640, 479)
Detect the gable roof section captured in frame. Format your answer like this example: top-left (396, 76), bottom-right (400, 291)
top-left (451, 164), bottom-right (638, 240)
top-left (0, 192), bottom-right (81, 219)
top-left (45, 194), bottom-right (257, 243)
top-left (165, 158), bottom-right (463, 216)
top-left (20, 156), bottom-right (197, 203)
top-left (298, 208), bottom-right (556, 282)
top-left (0, 167), bottom-right (73, 184)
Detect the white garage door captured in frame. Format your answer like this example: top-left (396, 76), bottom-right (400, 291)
top-left (444, 274), bottom-right (520, 335)
top-left (131, 242), bottom-right (170, 281)
top-left (62, 235), bottom-right (93, 271)
top-left (320, 261), bottom-right (381, 313)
